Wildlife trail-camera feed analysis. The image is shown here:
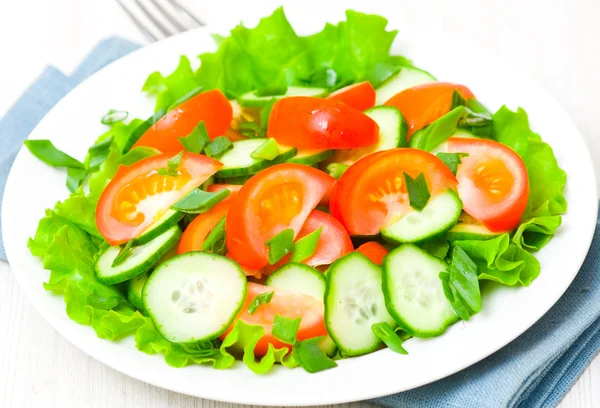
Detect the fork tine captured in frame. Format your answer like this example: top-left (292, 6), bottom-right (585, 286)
top-left (116, 0), bottom-right (158, 42)
top-left (167, 0), bottom-right (206, 27)
top-left (134, 0), bottom-right (175, 37)
top-left (150, 0), bottom-right (188, 33)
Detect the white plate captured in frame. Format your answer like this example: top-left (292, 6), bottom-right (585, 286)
top-left (2, 7), bottom-right (598, 407)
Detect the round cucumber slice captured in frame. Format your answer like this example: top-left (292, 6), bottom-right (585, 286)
top-left (381, 190), bottom-right (463, 244)
top-left (143, 252), bottom-right (247, 343)
top-left (127, 272), bottom-right (149, 311)
top-left (325, 252), bottom-right (396, 356)
top-left (266, 263), bottom-right (326, 300)
top-left (135, 209), bottom-right (184, 245)
top-left (238, 86), bottom-right (329, 107)
top-left (94, 225), bottom-right (181, 285)
top-left (216, 139), bottom-right (296, 178)
top-left (383, 244), bottom-right (458, 337)
top-left (375, 66), bottom-right (436, 105)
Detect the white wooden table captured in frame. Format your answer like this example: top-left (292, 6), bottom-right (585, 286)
top-left (1, 0), bottom-right (599, 407)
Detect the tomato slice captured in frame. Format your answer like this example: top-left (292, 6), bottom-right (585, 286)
top-left (133, 90), bottom-right (232, 152)
top-left (96, 153), bottom-right (221, 245)
top-left (330, 148), bottom-right (457, 235)
top-left (327, 81), bottom-right (376, 111)
top-left (384, 82), bottom-right (474, 137)
top-left (267, 97), bottom-right (379, 149)
top-left (447, 138), bottom-right (529, 232)
top-left (293, 210), bottom-right (353, 267)
top-left (222, 283), bottom-right (327, 356)
top-left (226, 164), bottom-right (335, 270)
top-left (355, 242), bottom-right (389, 265)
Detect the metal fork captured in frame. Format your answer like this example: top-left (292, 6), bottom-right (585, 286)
top-left (116, 0), bottom-right (205, 42)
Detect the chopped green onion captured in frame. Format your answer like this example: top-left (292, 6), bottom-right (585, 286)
top-left (117, 146), bottom-right (160, 166)
top-left (122, 108), bottom-right (167, 153)
top-left (255, 79), bottom-right (288, 97)
top-left (250, 138), bottom-right (280, 160)
top-left (87, 136), bottom-right (114, 169)
top-left (101, 109), bottom-right (129, 125)
top-left (66, 167), bottom-right (88, 193)
top-left (436, 152), bottom-right (469, 176)
top-left (266, 228), bottom-right (294, 264)
top-left (450, 90), bottom-right (466, 110)
top-left (111, 240), bottom-right (134, 267)
top-left (292, 337), bottom-right (338, 373)
top-left (410, 106), bottom-right (466, 152)
top-left (178, 121), bottom-right (210, 153)
top-left (171, 188), bottom-right (230, 213)
top-left (158, 151), bottom-right (184, 176)
top-left (439, 245), bottom-right (481, 321)
top-left (166, 86), bottom-right (204, 112)
top-left (326, 163), bottom-right (349, 179)
top-left (290, 227), bottom-right (322, 263)
top-left (24, 140), bottom-right (84, 169)
top-left (202, 216), bottom-right (227, 255)
top-left (204, 136), bottom-right (233, 158)
top-left (371, 322), bottom-right (408, 355)
top-left (403, 172), bottom-right (430, 211)
top-left (87, 292), bottom-right (122, 310)
top-left (248, 291), bottom-right (274, 314)
top-left (272, 315), bottom-right (301, 344)
top-left (239, 122), bottom-right (266, 138)
top-left (260, 98), bottom-right (278, 129)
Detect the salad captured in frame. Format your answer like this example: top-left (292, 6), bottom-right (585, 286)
top-left (24, 8), bottom-right (567, 374)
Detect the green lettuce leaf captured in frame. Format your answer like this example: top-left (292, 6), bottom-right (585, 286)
top-left (143, 56), bottom-right (201, 112)
top-left (491, 106), bottom-right (535, 158)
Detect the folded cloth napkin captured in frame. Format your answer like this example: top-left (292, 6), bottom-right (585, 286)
top-left (0, 37), bottom-right (599, 408)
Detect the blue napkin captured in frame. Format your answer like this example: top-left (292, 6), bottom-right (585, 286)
top-left (1, 37), bottom-right (599, 408)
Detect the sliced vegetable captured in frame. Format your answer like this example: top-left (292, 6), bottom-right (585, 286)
top-left (327, 81), bottom-right (376, 111)
top-left (439, 245), bottom-right (481, 321)
top-left (171, 188), bottom-right (230, 213)
top-left (126, 272), bottom-right (149, 311)
top-left (24, 139), bottom-right (84, 168)
top-left (204, 136), bottom-right (233, 158)
top-left (216, 138), bottom-right (296, 178)
top-left (375, 65), bottom-right (436, 106)
top-left (143, 252), bottom-right (247, 342)
top-left (272, 315), bottom-right (302, 344)
top-left (355, 242), bottom-right (389, 265)
top-left (292, 337), bottom-right (338, 373)
top-left (444, 212), bottom-right (500, 241)
top-left (238, 86), bottom-right (328, 107)
top-left (226, 164), bottom-right (334, 270)
top-left (266, 263), bottom-right (327, 300)
top-left (96, 153), bottom-right (221, 245)
top-left (178, 121), bottom-right (210, 153)
top-left (371, 322), bottom-right (408, 355)
top-left (248, 291), bottom-right (274, 314)
top-left (267, 97), bottom-right (380, 148)
top-left (287, 148), bottom-right (334, 166)
top-left (266, 228), bottom-right (295, 264)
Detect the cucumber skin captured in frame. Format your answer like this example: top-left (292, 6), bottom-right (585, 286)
top-left (324, 252), bottom-right (386, 356)
top-left (94, 227), bottom-right (182, 286)
top-left (266, 263), bottom-right (327, 300)
top-left (135, 211), bottom-right (185, 245)
top-left (382, 245), bottom-right (459, 337)
top-left (444, 230), bottom-right (499, 241)
top-left (364, 106), bottom-right (409, 148)
top-left (381, 191), bottom-right (463, 245)
top-left (215, 174), bottom-right (252, 185)
top-left (287, 150), bottom-right (334, 166)
top-left (215, 147), bottom-right (297, 178)
top-left (142, 252), bottom-right (247, 343)
top-left (127, 273), bottom-right (148, 312)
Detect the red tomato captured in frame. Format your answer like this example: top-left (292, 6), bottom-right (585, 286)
top-left (294, 210), bottom-right (353, 267)
top-left (226, 164), bottom-right (335, 270)
top-left (267, 97), bottom-right (379, 149)
top-left (355, 242), bottom-right (389, 265)
top-left (96, 153), bottom-right (221, 245)
top-left (330, 148), bottom-right (457, 235)
top-left (384, 82), bottom-right (474, 137)
top-left (447, 138), bottom-right (529, 232)
top-left (133, 90), bottom-right (232, 152)
top-left (222, 283), bottom-right (327, 356)
top-left (328, 81), bottom-right (376, 111)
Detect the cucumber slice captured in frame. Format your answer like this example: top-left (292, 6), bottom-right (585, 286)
top-left (381, 190), bottom-right (462, 244)
top-left (444, 212), bottom-right (500, 240)
top-left (143, 252), bottom-right (247, 343)
top-left (266, 263), bottom-right (326, 300)
top-left (383, 244), bottom-right (458, 337)
top-left (287, 148), bottom-right (334, 166)
top-left (375, 66), bottom-right (436, 105)
top-left (127, 272), bottom-right (149, 311)
top-left (135, 209), bottom-right (184, 245)
top-left (238, 86), bottom-right (328, 107)
top-left (216, 139), bottom-right (296, 178)
top-left (429, 129), bottom-right (478, 155)
top-left (328, 106), bottom-right (408, 165)
top-left (325, 252), bottom-right (396, 356)
top-left (94, 225), bottom-right (181, 285)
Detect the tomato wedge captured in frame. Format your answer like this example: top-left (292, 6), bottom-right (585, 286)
top-left (293, 210), bottom-right (353, 267)
top-left (384, 82), bottom-right (474, 137)
top-left (447, 138), bottom-right (529, 232)
top-left (330, 148), bottom-right (457, 235)
top-left (96, 153), bottom-right (221, 245)
top-left (267, 97), bottom-right (379, 149)
top-left (133, 89), bottom-right (232, 152)
top-left (355, 242), bottom-right (389, 265)
top-left (226, 164), bottom-right (335, 270)
top-left (222, 283), bottom-right (327, 356)
top-left (328, 81), bottom-right (376, 111)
